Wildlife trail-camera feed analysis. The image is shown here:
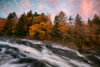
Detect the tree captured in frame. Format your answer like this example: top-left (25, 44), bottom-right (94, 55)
top-left (33, 12), bottom-right (39, 17)
top-left (73, 14), bottom-right (84, 50)
top-left (75, 14), bottom-right (83, 26)
top-left (52, 11), bottom-right (68, 41)
top-left (25, 10), bottom-right (33, 37)
top-left (27, 10), bottom-right (33, 18)
top-left (51, 15), bottom-right (61, 40)
top-left (87, 18), bottom-right (92, 46)
top-left (29, 15), bottom-right (53, 40)
top-left (32, 12), bottom-right (40, 24)
top-left (58, 21), bottom-right (71, 43)
top-left (14, 13), bottom-right (27, 37)
top-left (92, 14), bottom-right (100, 25)
top-left (32, 13), bottom-right (48, 24)
top-left (68, 16), bottom-right (73, 42)
top-left (68, 16), bottom-right (73, 24)
top-left (58, 11), bottom-right (67, 22)
top-left (91, 14), bottom-right (100, 46)
top-left (4, 12), bottom-right (17, 36)
top-left (0, 18), bottom-right (7, 35)
top-left (38, 13), bottom-right (47, 23)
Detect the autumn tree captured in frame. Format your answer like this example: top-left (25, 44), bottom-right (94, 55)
top-left (37, 13), bottom-right (48, 23)
top-left (33, 12), bottom-right (39, 17)
top-left (0, 18), bottom-right (7, 35)
top-left (32, 13), bottom-right (49, 25)
top-left (32, 12), bottom-right (40, 24)
top-left (29, 13), bottom-right (53, 40)
top-left (29, 22), bottom-right (53, 40)
top-left (58, 21), bottom-right (71, 43)
top-left (0, 10), bottom-right (99, 49)
top-left (52, 11), bottom-right (68, 41)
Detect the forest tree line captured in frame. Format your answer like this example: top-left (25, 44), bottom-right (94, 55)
top-left (0, 10), bottom-right (100, 50)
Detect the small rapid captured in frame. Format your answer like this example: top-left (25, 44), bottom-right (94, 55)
top-left (0, 37), bottom-right (100, 67)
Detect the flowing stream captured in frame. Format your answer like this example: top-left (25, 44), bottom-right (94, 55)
top-left (0, 37), bottom-right (100, 67)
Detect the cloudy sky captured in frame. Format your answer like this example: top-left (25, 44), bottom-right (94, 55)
top-left (0, 0), bottom-right (100, 21)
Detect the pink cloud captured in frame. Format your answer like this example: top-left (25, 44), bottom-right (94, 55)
top-left (67, 0), bottom-right (99, 21)
top-left (25, 10), bottom-right (29, 14)
top-left (44, 0), bottom-right (59, 5)
top-left (49, 0), bottom-right (59, 3)
top-left (81, 0), bottom-right (93, 17)
top-left (22, 0), bottom-right (31, 8)
top-left (93, 10), bottom-right (98, 14)
top-left (50, 12), bottom-right (56, 21)
top-left (50, 7), bottom-right (60, 20)
top-left (68, 0), bottom-right (74, 4)
top-left (50, 6), bottom-right (71, 21)
top-left (81, 0), bottom-right (100, 21)
top-left (45, 0), bottom-right (59, 3)
top-left (93, 1), bottom-right (100, 14)
top-left (38, 4), bottom-right (45, 10)
top-left (26, 1), bottom-right (31, 7)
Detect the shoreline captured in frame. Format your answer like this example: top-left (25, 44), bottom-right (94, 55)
top-left (0, 36), bottom-right (100, 51)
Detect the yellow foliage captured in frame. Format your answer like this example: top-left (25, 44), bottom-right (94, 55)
top-left (27, 17), bottom-right (32, 21)
top-left (33, 17), bottom-right (39, 24)
top-left (58, 21), bottom-right (71, 37)
top-left (29, 21), bottom-right (53, 40)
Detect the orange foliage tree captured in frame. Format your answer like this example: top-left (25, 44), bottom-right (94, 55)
top-left (0, 18), bottom-right (7, 35)
top-left (29, 22), bottom-right (53, 40)
top-left (29, 14), bottom-right (53, 40)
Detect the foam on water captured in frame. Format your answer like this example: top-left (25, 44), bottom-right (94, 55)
top-left (0, 40), bottom-right (92, 67)
top-left (52, 43), bottom-right (84, 57)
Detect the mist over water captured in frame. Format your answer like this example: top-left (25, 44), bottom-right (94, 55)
top-left (0, 37), bottom-right (100, 67)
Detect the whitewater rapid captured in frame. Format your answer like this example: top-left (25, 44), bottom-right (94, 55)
top-left (0, 37), bottom-right (100, 67)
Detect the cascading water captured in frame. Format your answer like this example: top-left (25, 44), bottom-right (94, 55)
top-left (0, 37), bottom-right (100, 67)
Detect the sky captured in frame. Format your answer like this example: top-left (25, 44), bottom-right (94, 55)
top-left (0, 0), bottom-right (100, 21)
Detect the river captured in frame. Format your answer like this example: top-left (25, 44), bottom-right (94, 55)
top-left (0, 37), bottom-right (100, 67)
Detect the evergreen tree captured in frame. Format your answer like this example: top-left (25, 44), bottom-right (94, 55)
top-left (87, 18), bottom-right (92, 46)
top-left (33, 12), bottom-right (39, 17)
top-left (92, 14), bottom-right (100, 25)
top-left (91, 14), bottom-right (100, 45)
top-left (58, 11), bottom-right (67, 23)
top-left (68, 16), bottom-right (73, 25)
top-left (51, 15), bottom-right (60, 40)
top-left (75, 14), bottom-right (83, 26)
top-left (74, 14), bottom-right (84, 50)
top-left (14, 13), bottom-right (27, 37)
top-left (68, 16), bottom-right (73, 42)
top-left (4, 12), bottom-right (17, 36)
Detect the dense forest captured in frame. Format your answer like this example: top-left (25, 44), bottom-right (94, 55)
top-left (0, 10), bottom-right (100, 50)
